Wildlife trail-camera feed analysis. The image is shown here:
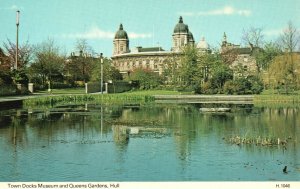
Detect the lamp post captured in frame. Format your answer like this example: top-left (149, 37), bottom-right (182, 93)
top-left (15, 10), bottom-right (20, 70)
top-left (100, 53), bottom-right (103, 94)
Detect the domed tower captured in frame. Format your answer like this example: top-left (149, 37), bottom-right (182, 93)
top-left (188, 30), bottom-right (195, 45)
top-left (113, 24), bottom-right (129, 55)
top-left (172, 16), bottom-right (193, 52)
top-left (197, 37), bottom-right (211, 53)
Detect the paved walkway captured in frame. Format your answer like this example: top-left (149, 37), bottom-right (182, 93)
top-left (0, 93), bottom-right (49, 103)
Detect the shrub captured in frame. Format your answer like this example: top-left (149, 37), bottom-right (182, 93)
top-left (223, 80), bottom-right (235, 94)
top-left (0, 85), bottom-right (17, 96)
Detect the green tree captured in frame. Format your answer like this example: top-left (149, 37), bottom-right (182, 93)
top-left (255, 42), bottom-right (282, 71)
top-left (129, 68), bottom-right (162, 90)
top-left (90, 58), bottom-right (123, 82)
top-left (210, 60), bottom-right (233, 93)
top-left (28, 39), bottom-right (65, 87)
top-left (66, 39), bottom-right (94, 83)
top-left (269, 53), bottom-right (300, 93)
top-left (179, 45), bottom-right (201, 87)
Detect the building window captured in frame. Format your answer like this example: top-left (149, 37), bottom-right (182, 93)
top-left (243, 65), bottom-right (248, 71)
top-left (146, 60), bottom-right (150, 68)
top-left (120, 45), bottom-right (124, 52)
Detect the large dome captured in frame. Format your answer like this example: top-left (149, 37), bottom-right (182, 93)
top-left (114, 24), bottom-right (128, 39)
top-left (173, 16), bottom-right (189, 33)
top-left (188, 31), bottom-right (194, 42)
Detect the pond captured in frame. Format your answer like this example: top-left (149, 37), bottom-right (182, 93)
top-left (0, 103), bottom-right (299, 181)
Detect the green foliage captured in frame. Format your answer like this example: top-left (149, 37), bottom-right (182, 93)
top-left (247, 76), bottom-right (264, 94)
top-left (179, 45), bottom-right (201, 86)
top-left (90, 58), bottom-right (123, 82)
top-left (254, 94), bottom-right (300, 108)
top-left (0, 70), bottom-right (13, 85)
top-left (223, 80), bottom-right (235, 94)
top-left (0, 85), bottom-right (17, 96)
top-left (268, 53), bottom-right (300, 93)
top-left (129, 68), bottom-right (162, 90)
top-left (11, 68), bottom-right (29, 85)
top-left (223, 76), bottom-right (263, 95)
top-left (209, 61), bottom-right (233, 93)
top-left (29, 39), bottom-right (65, 86)
top-left (255, 42), bottom-right (282, 71)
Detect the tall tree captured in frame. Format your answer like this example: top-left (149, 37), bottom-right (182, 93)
top-left (279, 21), bottom-right (300, 53)
top-left (90, 58), bottom-right (122, 82)
top-left (179, 45), bottom-right (201, 87)
top-left (66, 39), bottom-right (94, 83)
top-left (3, 39), bottom-right (32, 69)
top-left (242, 27), bottom-right (264, 47)
top-left (255, 42), bottom-right (282, 72)
top-left (268, 53), bottom-right (300, 93)
top-left (29, 39), bottom-right (65, 86)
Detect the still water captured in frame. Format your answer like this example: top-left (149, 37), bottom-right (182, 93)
top-left (0, 103), bottom-right (299, 181)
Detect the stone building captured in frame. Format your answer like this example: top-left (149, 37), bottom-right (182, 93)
top-left (111, 16), bottom-right (260, 80)
top-left (111, 16), bottom-right (210, 77)
top-left (220, 32), bottom-right (258, 78)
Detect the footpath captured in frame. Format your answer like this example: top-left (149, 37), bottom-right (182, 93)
top-left (0, 93), bottom-right (49, 103)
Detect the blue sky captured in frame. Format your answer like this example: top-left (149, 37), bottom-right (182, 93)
top-left (1, 0), bottom-right (300, 57)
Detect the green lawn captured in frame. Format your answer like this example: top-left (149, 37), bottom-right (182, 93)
top-left (36, 89), bottom-right (190, 95)
top-left (36, 88), bottom-right (86, 95)
top-left (121, 90), bottom-right (191, 95)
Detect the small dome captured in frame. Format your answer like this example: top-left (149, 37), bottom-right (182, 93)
top-left (114, 24), bottom-right (128, 39)
top-left (173, 16), bottom-right (189, 33)
top-left (197, 37), bottom-right (209, 49)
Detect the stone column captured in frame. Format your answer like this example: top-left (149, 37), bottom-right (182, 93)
top-left (28, 83), bottom-right (34, 93)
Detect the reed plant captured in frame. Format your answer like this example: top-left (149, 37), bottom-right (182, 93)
top-left (23, 93), bottom-right (156, 107)
top-left (254, 94), bottom-right (300, 108)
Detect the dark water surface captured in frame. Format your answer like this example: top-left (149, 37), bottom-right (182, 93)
top-left (0, 103), bottom-right (299, 181)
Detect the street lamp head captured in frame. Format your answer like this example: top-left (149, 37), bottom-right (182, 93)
top-left (100, 53), bottom-right (103, 63)
top-left (16, 10), bottom-right (20, 26)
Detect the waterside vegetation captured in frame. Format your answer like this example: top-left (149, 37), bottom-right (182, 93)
top-left (224, 135), bottom-right (294, 148)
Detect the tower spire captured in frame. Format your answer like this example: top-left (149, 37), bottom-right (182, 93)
top-left (223, 32), bottom-right (227, 43)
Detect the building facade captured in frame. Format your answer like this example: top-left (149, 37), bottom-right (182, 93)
top-left (111, 16), bottom-right (210, 77)
top-left (220, 32), bottom-right (258, 78)
top-left (111, 17), bottom-right (258, 79)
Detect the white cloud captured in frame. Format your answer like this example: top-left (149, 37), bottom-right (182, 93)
top-left (263, 29), bottom-right (283, 36)
top-left (128, 32), bottom-right (152, 39)
top-left (0, 5), bottom-right (23, 10)
top-left (61, 26), bottom-right (152, 39)
top-left (62, 27), bottom-right (115, 39)
top-left (10, 5), bottom-right (19, 10)
top-left (179, 6), bottom-right (251, 17)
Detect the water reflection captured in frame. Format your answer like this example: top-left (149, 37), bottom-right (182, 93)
top-left (0, 104), bottom-right (299, 181)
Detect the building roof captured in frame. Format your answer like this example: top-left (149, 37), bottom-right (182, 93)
top-left (197, 37), bottom-right (209, 49)
top-left (173, 16), bottom-right (189, 33)
top-left (188, 31), bottom-right (194, 42)
top-left (136, 47), bottom-right (165, 52)
top-left (115, 24), bottom-right (128, 39)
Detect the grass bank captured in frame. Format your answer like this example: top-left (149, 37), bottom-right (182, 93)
top-left (24, 90), bottom-right (182, 107)
top-left (254, 94), bottom-right (300, 108)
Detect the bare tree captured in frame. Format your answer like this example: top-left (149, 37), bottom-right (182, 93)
top-left (280, 21), bottom-right (300, 53)
top-left (75, 39), bottom-right (93, 55)
top-left (3, 39), bottom-right (32, 69)
top-left (242, 27), bottom-right (264, 47)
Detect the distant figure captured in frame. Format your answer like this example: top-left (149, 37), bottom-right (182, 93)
top-left (283, 166), bottom-right (288, 174)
